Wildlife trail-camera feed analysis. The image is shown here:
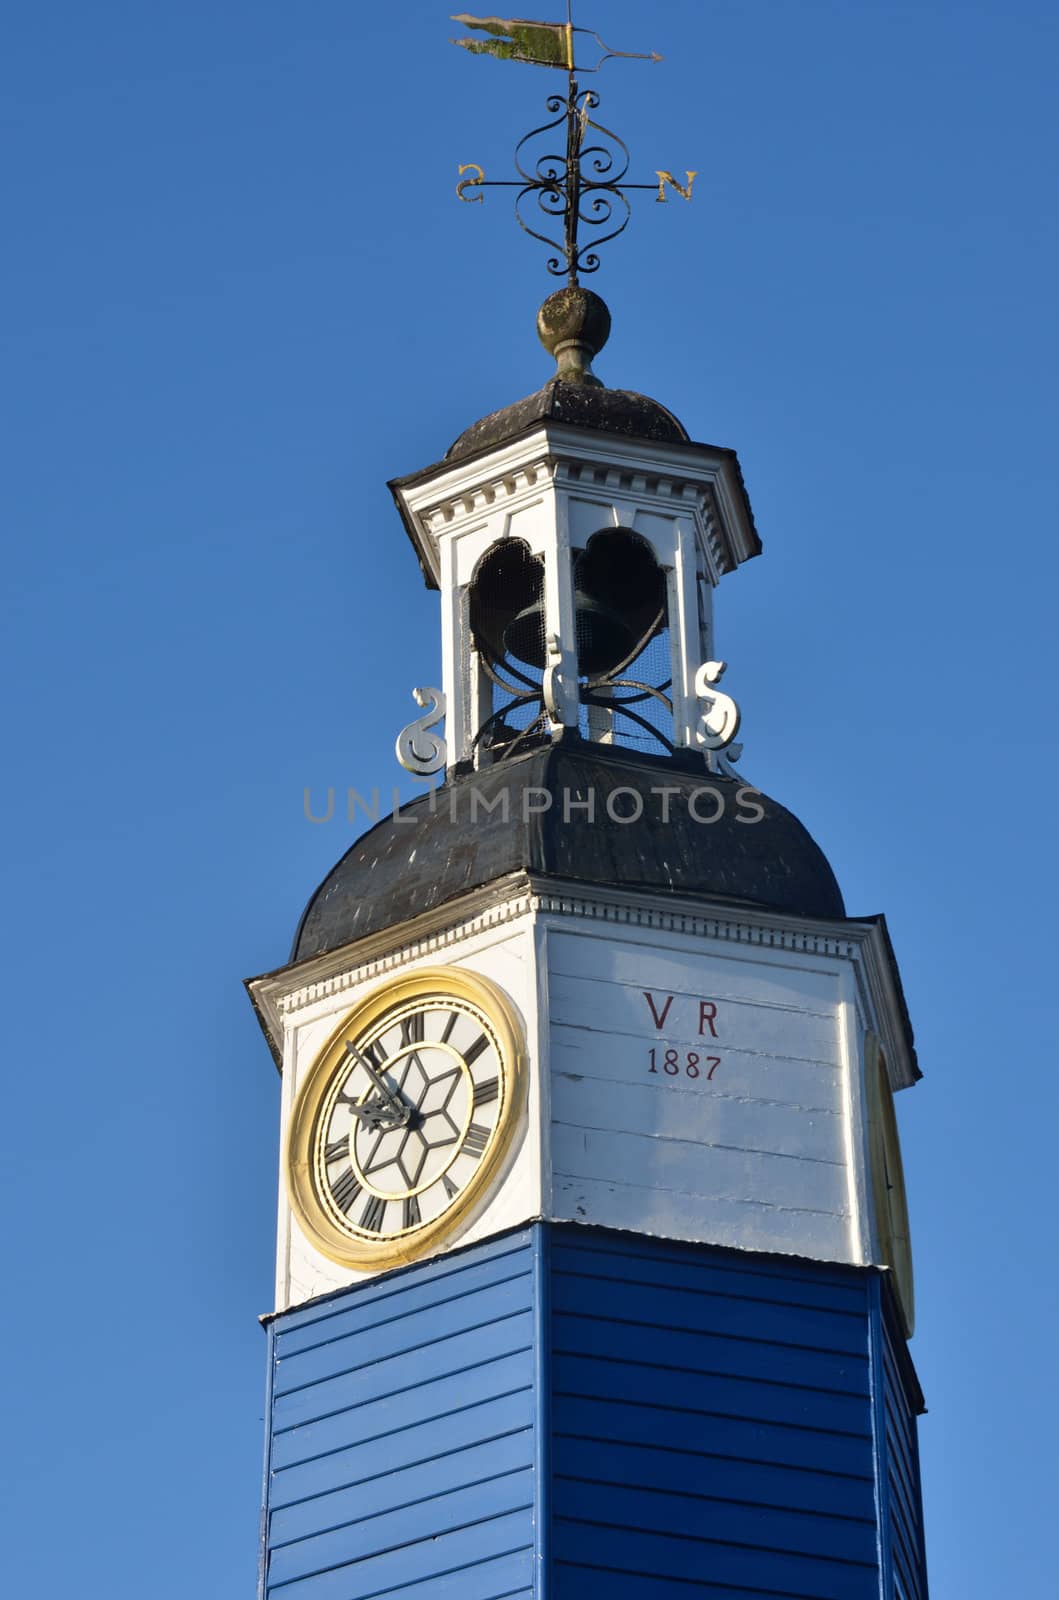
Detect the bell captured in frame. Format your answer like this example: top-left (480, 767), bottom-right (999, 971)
top-left (503, 590), bottom-right (638, 676)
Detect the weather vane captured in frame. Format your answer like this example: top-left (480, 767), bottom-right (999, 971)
top-left (451, 9), bottom-right (696, 283)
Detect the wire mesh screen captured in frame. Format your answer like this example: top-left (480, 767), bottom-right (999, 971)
top-left (579, 620), bottom-right (674, 752)
top-left (575, 529), bottom-right (673, 754)
top-left (468, 540), bottom-right (550, 761)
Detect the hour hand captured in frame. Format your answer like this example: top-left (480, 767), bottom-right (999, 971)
top-left (349, 1091), bottom-right (409, 1132)
top-left (344, 1043), bottom-right (411, 1124)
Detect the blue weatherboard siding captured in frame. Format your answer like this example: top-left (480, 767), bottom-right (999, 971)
top-left (259, 1225), bottom-right (927, 1598)
top-left (262, 1229), bottom-right (538, 1600)
top-left (547, 1228), bottom-right (923, 1600)
top-left (877, 1299), bottom-right (929, 1600)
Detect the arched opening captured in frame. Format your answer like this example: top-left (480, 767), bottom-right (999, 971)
top-left (468, 540), bottom-right (550, 760)
top-left (574, 528), bottom-right (673, 753)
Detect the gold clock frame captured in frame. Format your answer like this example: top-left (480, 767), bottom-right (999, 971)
top-left (285, 965), bottom-right (526, 1271)
top-left (865, 1031), bottom-right (915, 1337)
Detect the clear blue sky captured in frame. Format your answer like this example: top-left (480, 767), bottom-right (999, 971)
top-left (3, 1), bottom-right (1056, 1594)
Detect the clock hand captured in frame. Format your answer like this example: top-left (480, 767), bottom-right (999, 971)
top-left (348, 1094), bottom-right (406, 1132)
top-left (344, 1043), bottom-right (412, 1126)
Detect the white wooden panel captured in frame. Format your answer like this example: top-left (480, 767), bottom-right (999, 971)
top-left (551, 1124), bottom-right (847, 1215)
top-left (551, 1178), bottom-right (849, 1261)
top-left (550, 1073), bottom-right (846, 1165)
top-left (545, 924), bottom-right (855, 1263)
top-left (567, 493), bottom-right (617, 542)
top-left (629, 508), bottom-right (680, 563)
top-left (550, 928), bottom-right (842, 1010)
top-left (551, 1028), bottom-right (841, 1109)
top-left (550, 970), bottom-right (840, 1065)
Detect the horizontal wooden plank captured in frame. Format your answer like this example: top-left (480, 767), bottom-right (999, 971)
top-left (550, 1229), bottom-right (867, 1310)
top-left (268, 1509), bottom-right (532, 1600)
top-left (271, 1386), bottom-right (534, 1510)
top-left (551, 1516), bottom-right (877, 1598)
top-left (553, 1310), bottom-right (868, 1397)
top-left (553, 1558), bottom-right (841, 1600)
top-left (551, 1072), bottom-right (845, 1165)
top-left (273, 1310), bottom-right (533, 1432)
top-left (548, 931), bottom-right (841, 1011)
top-left (552, 1123), bottom-right (847, 1212)
top-left (345, 1550), bottom-right (532, 1600)
top-left (891, 1514), bottom-right (926, 1600)
top-left (271, 1428), bottom-right (534, 1547)
top-left (552, 1029), bottom-right (842, 1112)
top-left (550, 974), bottom-right (840, 1068)
top-left (553, 1393), bottom-right (874, 1481)
top-left (275, 1234), bottom-right (533, 1353)
top-left (556, 1120), bottom-right (844, 1203)
top-left (552, 1265), bottom-right (869, 1358)
top-left (554, 1350), bottom-right (871, 1437)
top-left (551, 1178), bottom-right (851, 1260)
top-left (275, 1273), bottom-right (533, 1396)
top-left (271, 1348), bottom-right (532, 1471)
top-left (268, 1466), bottom-right (534, 1587)
top-left (553, 1433), bottom-right (876, 1522)
top-left (555, 1475), bottom-right (877, 1566)
top-left (884, 1422), bottom-right (920, 1538)
top-left (894, 1547), bottom-right (926, 1600)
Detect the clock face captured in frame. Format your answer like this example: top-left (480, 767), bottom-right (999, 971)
top-left (286, 968), bottom-right (525, 1269)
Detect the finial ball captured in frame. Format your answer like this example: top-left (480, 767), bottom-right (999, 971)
top-left (537, 287), bottom-right (611, 386)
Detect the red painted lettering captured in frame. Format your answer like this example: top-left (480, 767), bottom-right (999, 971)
top-left (643, 992), bottom-right (674, 1030)
top-left (699, 1000), bottom-right (719, 1038)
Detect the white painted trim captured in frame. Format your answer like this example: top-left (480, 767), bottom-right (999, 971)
top-left (543, 474), bottom-right (580, 726)
top-left (534, 919), bottom-right (555, 1209)
top-left (670, 518), bottom-right (703, 748)
top-left (249, 875), bottom-right (917, 1091)
top-left (393, 424), bottom-right (758, 587)
top-left (438, 535), bottom-right (463, 763)
top-left (837, 966), bottom-right (869, 1264)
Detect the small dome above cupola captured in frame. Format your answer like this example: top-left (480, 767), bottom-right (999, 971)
top-left (446, 287), bottom-right (690, 463)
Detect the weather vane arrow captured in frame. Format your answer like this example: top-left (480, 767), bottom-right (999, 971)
top-left (451, 13), bottom-right (662, 72)
top-left (450, 8), bottom-right (695, 284)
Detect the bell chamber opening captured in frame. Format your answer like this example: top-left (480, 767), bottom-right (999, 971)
top-left (468, 540), bottom-right (551, 761)
top-left (574, 528), bottom-right (673, 753)
top-left (466, 529), bottom-right (675, 762)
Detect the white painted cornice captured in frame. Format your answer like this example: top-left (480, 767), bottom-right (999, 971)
top-left (247, 871), bottom-right (918, 1092)
top-left (391, 421), bottom-right (758, 588)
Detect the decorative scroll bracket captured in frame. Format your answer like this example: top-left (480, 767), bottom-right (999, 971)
top-left (693, 660), bottom-right (742, 756)
top-left (395, 687), bottom-right (447, 777)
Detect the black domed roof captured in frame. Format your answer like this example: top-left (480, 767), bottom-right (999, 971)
top-left (446, 378), bottom-right (688, 463)
top-left (292, 742), bottom-right (844, 963)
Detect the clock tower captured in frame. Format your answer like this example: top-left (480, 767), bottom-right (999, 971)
top-left (247, 37), bottom-right (929, 1600)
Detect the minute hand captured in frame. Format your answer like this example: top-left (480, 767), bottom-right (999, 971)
top-left (344, 1042), bottom-right (410, 1120)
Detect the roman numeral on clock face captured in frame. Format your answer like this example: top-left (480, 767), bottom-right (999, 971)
top-left (440, 1010), bottom-right (459, 1045)
top-left (324, 1136), bottom-right (350, 1163)
top-left (403, 1194), bottom-right (421, 1229)
top-left (473, 1076), bottom-right (499, 1109)
top-left (463, 1122), bottom-right (490, 1158)
top-left (462, 1032), bottom-right (490, 1068)
top-left (400, 1012), bottom-right (424, 1046)
top-left (441, 1172), bottom-right (458, 1199)
top-left (360, 1194), bottom-right (387, 1233)
top-left (330, 1167), bottom-right (363, 1213)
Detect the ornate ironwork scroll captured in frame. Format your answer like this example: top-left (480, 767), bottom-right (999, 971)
top-left (453, 13), bottom-right (694, 285)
